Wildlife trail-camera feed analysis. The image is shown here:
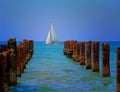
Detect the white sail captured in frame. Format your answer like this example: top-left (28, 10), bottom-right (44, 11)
top-left (50, 23), bottom-right (59, 43)
top-left (45, 29), bottom-right (53, 44)
top-left (45, 23), bottom-right (59, 45)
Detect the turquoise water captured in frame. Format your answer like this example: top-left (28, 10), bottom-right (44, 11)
top-left (9, 41), bottom-right (120, 92)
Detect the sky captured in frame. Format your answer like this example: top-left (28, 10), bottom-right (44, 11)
top-left (0, 0), bottom-right (120, 41)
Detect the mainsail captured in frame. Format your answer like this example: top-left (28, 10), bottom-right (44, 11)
top-left (45, 23), bottom-right (59, 44)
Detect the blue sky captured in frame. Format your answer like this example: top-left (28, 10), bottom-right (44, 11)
top-left (0, 0), bottom-right (120, 41)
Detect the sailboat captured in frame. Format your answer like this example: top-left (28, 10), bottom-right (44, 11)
top-left (45, 23), bottom-right (59, 45)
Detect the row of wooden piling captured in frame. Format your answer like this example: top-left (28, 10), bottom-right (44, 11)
top-left (0, 38), bottom-right (34, 92)
top-left (64, 40), bottom-right (120, 92)
top-left (64, 40), bottom-right (110, 76)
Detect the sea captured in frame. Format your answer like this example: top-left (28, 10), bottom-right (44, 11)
top-left (1, 41), bottom-right (119, 92)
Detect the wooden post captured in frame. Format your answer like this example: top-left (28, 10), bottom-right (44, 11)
top-left (0, 53), bottom-right (4, 92)
top-left (20, 46), bottom-right (25, 73)
top-left (69, 40), bottom-right (74, 58)
top-left (86, 41), bottom-right (92, 69)
top-left (72, 42), bottom-right (80, 62)
top-left (79, 42), bottom-right (85, 65)
top-left (20, 40), bottom-right (27, 69)
top-left (92, 41), bottom-right (99, 72)
top-left (8, 38), bottom-right (17, 85)
top-left (102, 43), bottom-right (110, 77)
top-left (64, 41), bottom-right (68, 55)
top-left (29, 40), bottom-right (34, 56)
top-left (0, 51), bottom-right (10, 92)
top-left (116, 48), bottom-right (120, 92)
top-left (16, 46), bottom-right (21, 77)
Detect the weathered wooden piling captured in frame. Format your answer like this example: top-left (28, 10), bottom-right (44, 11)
top-left (72, 42), bottom-right (80, 62)
top-left (20, 46), bottom-right (25, 73)
top-left (116, 48), bottom-right (120, 92)
top-left (0, 53), bottom-right (5, 92)
top-left (64, 40), bottom-right (77, 58)
top-left (20, 40), bottom-right (28, 69)
top-left (25, 40), bottom-right (30, 62)
top-left (19, 40), bottom-right (34, 71)
top-left (21, 40), bottom-right (28, 63)
top-left (79, 42), bottom-right (85, 65)
top-left (69, 40), bottom-right (76, 58)
top-left (0, 38), bottom-right (34, 91)
top-left (64, 41), bottom-right (67, 55)
top-left (29, 40), bottom-right (34, 56)
top-left (92, 41), bottom-right (99, 72)
top-left (63, 40), bottom-right (120, 91)
top-left (64, 41), bottom-right (70, 56)
top-left (8, 38), bottom-right (17, 85)
top-left (0, 50), bottom-right (11, 92)
top-left (16, 46), bottom-right (21, 77)
top-left (102, 43), bottom-right (110, 77)
top-left (86, 41), bottom-right (92, 69)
